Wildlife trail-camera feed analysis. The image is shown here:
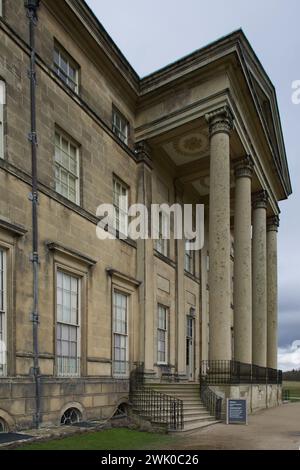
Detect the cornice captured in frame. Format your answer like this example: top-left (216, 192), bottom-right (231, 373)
top-left (61, 0), bottom-right (140, 93)
top-left (106, 268), bottom-right (142, 287)
top-left (46, 242), bottom-right (97, 267)
top-left (0, 218), bottom-right (27, 237)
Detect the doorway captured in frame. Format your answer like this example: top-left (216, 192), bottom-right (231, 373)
top-left (186, 315), bottom-right (194, 381)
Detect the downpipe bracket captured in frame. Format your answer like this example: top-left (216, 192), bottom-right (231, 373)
top-left (27, 69), bottom-right (37, 83)
top-left (28, 132), bottom-right (38, 145)
top-left (28, 192), bottom-right (39, 203)
top-left (29, 252), bottom-right (40, 264)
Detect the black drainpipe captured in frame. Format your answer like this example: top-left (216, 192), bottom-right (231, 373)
top-left (24, 0), bottom-right (41, 429)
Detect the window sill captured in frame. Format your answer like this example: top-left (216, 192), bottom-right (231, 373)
top-left (53, 70), bottom-right (79, 97)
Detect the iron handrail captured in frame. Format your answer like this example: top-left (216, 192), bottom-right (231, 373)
top-left (200, 383), bottom-right (223, 420)
top-left (130, 363), bottom-right (184, 431)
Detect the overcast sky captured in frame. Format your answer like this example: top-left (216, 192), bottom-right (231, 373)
top-left (86, 0), bottom-right (300, 368)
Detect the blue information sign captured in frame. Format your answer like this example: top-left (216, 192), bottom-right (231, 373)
top-left (226, 398), bottom-right (247, 425)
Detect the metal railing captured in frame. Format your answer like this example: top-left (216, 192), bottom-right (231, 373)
top-left (201, 360), bottom-right (282, 385)
top-left (200, 383), bottom-right (223, 420)
top-left (130, 363), bottom-right (184, 431)
top-left (57, 356), bottom-right (80, 377)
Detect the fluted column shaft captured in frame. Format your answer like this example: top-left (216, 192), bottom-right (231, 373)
top-left (206, 106), bottom-right (234, 361)
top-left (267, 216), bottom-right (280, 369)
top-left (233, 156), bottom-right (254, 364)
top-left (252, 190), bottom-right (268, 367)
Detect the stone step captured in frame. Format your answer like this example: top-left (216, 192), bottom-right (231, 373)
top-left (184, 414), bottom-right (215, 423)
top-left (148, 384), bottom-right (199, 388)
top-left (147, 383), bottom-right (200, 388)
top-left (184, 410), bottom-right (212, 417)
top-left (176, 420), bottom-right (220, 433)
top-left (181, 399), bottom-right (204, 404)
top-left (183, 403), bottom-right (207, 413)
top-left (133, 383), bottom-right (218, 433)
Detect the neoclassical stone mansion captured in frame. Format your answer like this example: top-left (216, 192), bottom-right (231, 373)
top-left (0, 0), bottom-right (292, 432)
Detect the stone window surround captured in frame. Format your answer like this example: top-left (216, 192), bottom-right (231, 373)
top-left (53, 40), bottom-right (80, 94)
top-left (155, 211), bottom-right (170, 257)
top-left (108, 269), bottom-right (138, 378)
top-left (113, 175), bottom-right (129, 237)
top-left (56, 270), bottom-right (81, 378)
top-left (184, 239), bottom-right (196, 275)
top-left (0, 218), bottom-right (27, 377)
top-left (54, 127), bottom-right (80, 205)
top-left (157, 303), bottom-right (169, 365)
top-left (0, 246), bottom-right (7, 377)
top-left (0, 79), bottom-right (5, 160)
top-left (47, 242), bottom-right (96, 378)
top-left (112, 105), bottom-right (129, 145)
top-left (112, 290), bottom-right (129, 377)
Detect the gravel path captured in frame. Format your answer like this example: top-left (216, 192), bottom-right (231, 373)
top-left (164, 402), bottom-right (300, 450)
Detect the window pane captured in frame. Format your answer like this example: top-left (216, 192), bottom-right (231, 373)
top-left (157, 305), bottom-right (167, 363)
top-left (113, 293), bottom-right (128, 376)
top-left (60, 56), bottom-right (68, 74)
top-left (113, 179), bottom-right (128, 234)
top-left (0, 249), bottom-right (6, 376)
top-left (112, 109), bottom-right (128, 144)
top-left (54, 131), bottom-right (79, 203)
top-left (54, 48), bottom-right (60, 66)
top-left (0, 250), bottom-right (4, 312)
top-left (56, 272), bottom-right (80, 377)
top-left (113, 292), bottom-right (127, 334)
top-left (68, 65), bottom-right (76, 81)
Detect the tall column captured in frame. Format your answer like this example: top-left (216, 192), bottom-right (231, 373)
top-left (267, 216), bottom-right (280, 369)
top-left (233, 156), bottom-right (254, 364)
top-left (135, 142), bottom-right (155, 375)
top-left (252, 190), bottom-right (268, 367)
top-left (205, 106), bottom-right (234, 361)
top-left (174, 181), bottom-right (186, 377)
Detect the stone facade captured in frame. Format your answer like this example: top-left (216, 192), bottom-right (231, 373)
top-left (0, 1), bottom-right (292, 431)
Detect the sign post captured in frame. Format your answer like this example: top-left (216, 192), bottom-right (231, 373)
top-left (226, 398), bottom-right (248, 425)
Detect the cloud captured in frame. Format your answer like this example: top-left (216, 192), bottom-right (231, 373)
top-left (278, 340), bottom-right (300, 371)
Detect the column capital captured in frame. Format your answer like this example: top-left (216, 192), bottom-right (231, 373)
top-left (267, 215), bottom-right (280, 232)
top-left (252, 190), bottom-right (269, 209)
top-left (234, 155), bottom-right (254, 179)
top-left (205, 105), bottom-right (234, 138)
top-left (135, 140), bottom-right (152, 168)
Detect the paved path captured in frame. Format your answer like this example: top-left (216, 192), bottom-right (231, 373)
top-left (166, 403), bottom-right (300, 450)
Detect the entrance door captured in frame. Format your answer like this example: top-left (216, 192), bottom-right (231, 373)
top-left (186, 316), bottom-right (194, 381)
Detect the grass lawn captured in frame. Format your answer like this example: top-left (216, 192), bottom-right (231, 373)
top-left (282, 381), bottom-right (300, 401)
top-left (16, 428), bottom-right (177, 451)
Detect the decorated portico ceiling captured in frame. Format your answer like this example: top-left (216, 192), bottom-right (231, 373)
top-left (192, 173), bottom-right (236, 196)
top-left (192, 177), bottom-right (210, 196)
top-left (162, 130), bottom-right (209, 165)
